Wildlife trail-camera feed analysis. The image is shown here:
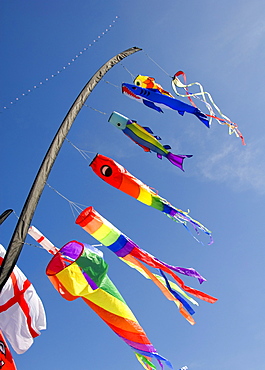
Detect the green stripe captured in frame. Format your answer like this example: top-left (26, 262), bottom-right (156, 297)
top-left (100, 275), bottom-right (126, 303)
top-left (76, 248), bottom-right (108, 287)
top-left (151, 194), bottom-right (164, 211)
top-left (76, 248), bottom-right (126, 303)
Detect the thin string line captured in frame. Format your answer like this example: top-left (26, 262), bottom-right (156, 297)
top-left (143, 51), bottom-right (172, 78)
top-left (23, 241), bottom-right (46, 251)
top-left (23, 240), bottom-right (103, 252)
top-left (120, 63), bottom-right (136, 79)
top-left (65, 138), bottom-right (95, 163)
top-left (102, 79), bottom-right (120, 89)
top-left (45, 182), bottom-right (87, 219)
top-left (83, 104), bottom-right (107, 115)
top-left (66, 138), bottom-right (99, 166)
top-left (12, 210), bottom-right (19, 220)
top-left (1, 16), bottom-right (119, 113)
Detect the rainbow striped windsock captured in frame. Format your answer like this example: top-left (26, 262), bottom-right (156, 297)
top-left (46, 241), bottom-right (173, 370)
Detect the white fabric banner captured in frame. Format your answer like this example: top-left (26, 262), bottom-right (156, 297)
top-left (0, 244), bottom-right (46, 354)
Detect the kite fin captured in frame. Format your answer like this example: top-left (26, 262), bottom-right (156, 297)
top-left (195, 109), bottom-right (210, 127)
top-left (163, 145), bottom-right (171, 150)
top-left (143, 100), bottom-right (163, 113)
top-left (166, 153), bottom-right (193, 171)
top-left (154, 135), bottom-right (162, 140)
top-left (143, 126), bottom-right (154, 134)
top-left (178, 110), bottom-right (185, 116)
top-left (157, 154), bottom-right (162, 159)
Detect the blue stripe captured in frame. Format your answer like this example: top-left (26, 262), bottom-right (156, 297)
top-left (107, 234), bottom-right (127, 252)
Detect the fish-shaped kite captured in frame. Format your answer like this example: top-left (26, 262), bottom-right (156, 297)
top-left (108, 111), bottom-right (192, 171)
top-left (46, 240), bottom-right (173, 370)
top-left (122, 83), bottom-right (209, 127)
top-left (75, 207), bottom-right (217, 325)
top-left (89, 154), bottom-right (212, 243)
top-left (133, 75), bottom-right (173, 97)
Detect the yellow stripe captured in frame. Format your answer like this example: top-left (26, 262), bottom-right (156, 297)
top-left (56, 264), bottom-right (137, 321)
top-left (137, 185), bottom-right (153, 205)
top-left (83, 288), bottom-right (138, 321)
top-left (100, 228), bottom-right (120, 246)
top-left (56, 263), bottom-right (94, 296)
top-left (91, 222), bottom-right (113, 241)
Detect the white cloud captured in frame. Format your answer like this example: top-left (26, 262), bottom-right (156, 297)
top-left (196, 136), bottom-right (265, 194)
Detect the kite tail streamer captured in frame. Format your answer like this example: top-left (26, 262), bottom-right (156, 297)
top-left (46, 241), bottom-right (173, 370)
top-left (121, 254), bottom-right (196, 325)
top-left (172, 71), bottom-right (245, 145)
top-left (75, 207), bottom-right (217, 308)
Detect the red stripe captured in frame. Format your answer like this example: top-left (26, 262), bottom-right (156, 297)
top-left (0, 257), bottom-right (39, 338)
top-left (10, 274), bottom-right (39, 338)
top-left (37, 236), bottom-right (45, 243)
top-left (0, 279), bottom-right (30, 313)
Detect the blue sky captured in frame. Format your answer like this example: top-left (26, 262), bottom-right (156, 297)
top-left (1, 1), bottom-right (265, 369)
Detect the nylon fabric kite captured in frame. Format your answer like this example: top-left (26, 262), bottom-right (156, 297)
top-left (171, 71), bottom-right (245, 144)
top-left (76, 206), bottom-right (217, 325)
top-left (29, 225), bottom-right (199, 325)
top-left (122, 83), bottom-right (210, 127)
top-left (108, 111), bottom-right (192, 171)
top-left (134, 75), bottom-right (173, 97)
top-left (46, 240), bottom-right (173, 370)
top-left (89, 154), bottom-right (213, 243)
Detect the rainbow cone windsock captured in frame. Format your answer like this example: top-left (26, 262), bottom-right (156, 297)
top-left (46, 241), bottom-right (173, 370)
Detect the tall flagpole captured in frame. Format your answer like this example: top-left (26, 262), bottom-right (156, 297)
top-left (0, 47), bottom-right (142, 291)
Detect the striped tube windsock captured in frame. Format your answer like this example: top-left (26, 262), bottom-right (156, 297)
top-left (28, 226), bottom-right (58, 255)
top-left (75, 207), bottom-right (217, 324)
top-left (46, 241), bottom-right (173, 370)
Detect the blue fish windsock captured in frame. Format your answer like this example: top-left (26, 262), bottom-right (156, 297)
top-left (122, 83), bottom-right (210, 128)
top-left (108, 111), bottom-right (192, 171)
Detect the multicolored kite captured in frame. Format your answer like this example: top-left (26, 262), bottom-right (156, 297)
top-left (122, 82), bottom-right (209, 127)
top-left (89, 154), bottom-right (212, 243)
top-left (108, 111), bottom-right (192, 171)
top-left (133, 75), bottom-right (173, 97)
top-left (76, 206), bottom-right (217, 325)
top-left (46, 240), bottom-right (173, 370)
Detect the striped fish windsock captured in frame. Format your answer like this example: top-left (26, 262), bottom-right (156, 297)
top-left (75, 207), bottom-right (217, 324)
top-left (46, 241), bottom-right (173, 370)
top-left (108, 111), bottom-right (192, 171)
top-left (90, 154), bottom-right (213, 244)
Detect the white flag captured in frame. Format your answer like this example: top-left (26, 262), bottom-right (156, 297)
top-left (0, 244), bottom-right (46, 354)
